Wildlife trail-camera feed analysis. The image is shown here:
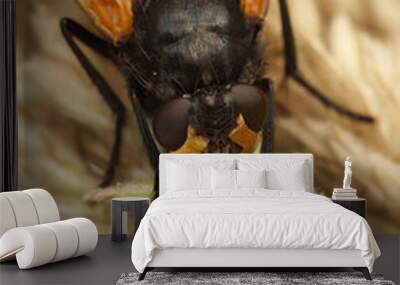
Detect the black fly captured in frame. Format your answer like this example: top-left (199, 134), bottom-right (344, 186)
top-left (60, 0), bottom-right (373, 194)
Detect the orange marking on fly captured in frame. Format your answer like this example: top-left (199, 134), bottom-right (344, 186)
top-left (240, 0), bottom-right (269, 19)
top-left (78, 0), bottom-right (134, 44)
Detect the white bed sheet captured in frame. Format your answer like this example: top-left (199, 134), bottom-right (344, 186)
top-left (131, 190), bottom-right (380, 273)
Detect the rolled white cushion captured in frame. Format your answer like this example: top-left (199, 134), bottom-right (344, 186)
top-left (23, 189), bottom-right (60, 224)
top-left (0, 189), bottom-right (60, 236)
top-left (63, 218), bottom-right (98, 257)
top-left (0, 218), bottom-right (98, 269)
top-left (42, 221), bottom-right (79, 262)
top-left (0, 226), bottom-right (57, 269)
top-left (0, 196), bottom-right (17, 237)
top-left (0, 192), bottom-right (39, 227)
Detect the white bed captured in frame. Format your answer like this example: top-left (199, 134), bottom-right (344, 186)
top-left (131, 154), bottom-right (380, 280)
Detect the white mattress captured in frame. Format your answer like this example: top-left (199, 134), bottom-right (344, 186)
top-left (131, 190), bottom-right (380, 273)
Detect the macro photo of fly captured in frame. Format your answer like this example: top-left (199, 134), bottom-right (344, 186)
top-left (60, 0), bottom-right (373, 194)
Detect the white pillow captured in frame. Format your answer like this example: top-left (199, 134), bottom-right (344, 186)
top-left (237, 159), bottom-right (308, 191)
top-left (236, 169), bottom-right (267, 189)
top-left (166, 159), bottom-right (236, 192)
top-left (211, 169), bottom-right (236, 190)
top-left (211, 169), bottom-right (268, 190)
top-left (167, 162), bottom-right (211, 191)
top-left (266, 167), bottom-right (307, 191)
top-left (166, 158), bottom-right (236, 170)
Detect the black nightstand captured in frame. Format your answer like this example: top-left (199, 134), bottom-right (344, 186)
top-left (332, 198), bottom-right (366, 218)
top-left (111, 197), bottom-right (150, 242)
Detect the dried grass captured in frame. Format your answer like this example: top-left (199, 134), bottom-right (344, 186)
top-left (265, 0), bottom-right (400, 232)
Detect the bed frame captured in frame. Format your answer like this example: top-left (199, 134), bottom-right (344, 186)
top-left (139, 154), bottom-right (371, 281)
top-left (141, 248), bottom-right (371, 280)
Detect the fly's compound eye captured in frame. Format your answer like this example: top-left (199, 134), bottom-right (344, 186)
top-left (231, 84), bottom-right (268, 132)
top-left (225, 84), bottom-right (268, 152)
top-left (153, 98), bottom-right (192, 151)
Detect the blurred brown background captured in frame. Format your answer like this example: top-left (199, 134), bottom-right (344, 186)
top-left (16, 0), bottom-right (400, 233)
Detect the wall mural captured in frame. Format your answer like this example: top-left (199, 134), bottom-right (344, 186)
top-left (17, 0), bottom-right (400, 233)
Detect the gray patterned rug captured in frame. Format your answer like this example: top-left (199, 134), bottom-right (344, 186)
top-left (116, 272), bottom-right (396, 285)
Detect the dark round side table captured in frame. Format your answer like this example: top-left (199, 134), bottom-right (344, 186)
top-left (111, 197), bottom-right (150, 242)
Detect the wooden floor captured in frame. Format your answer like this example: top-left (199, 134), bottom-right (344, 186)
top-left (0, 235), bottom-right (399, 285)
